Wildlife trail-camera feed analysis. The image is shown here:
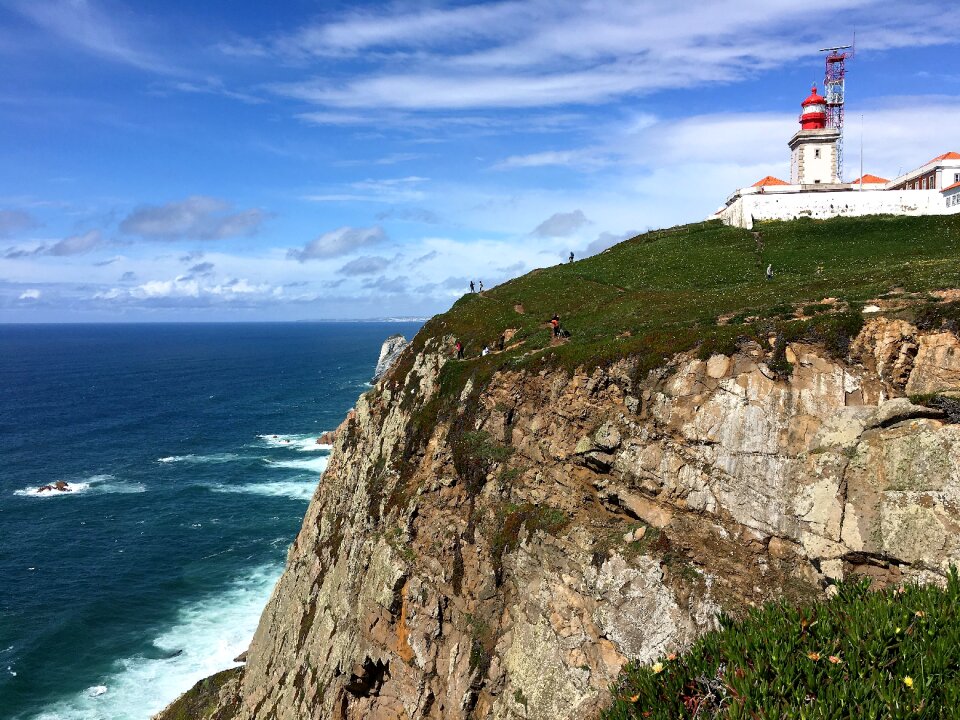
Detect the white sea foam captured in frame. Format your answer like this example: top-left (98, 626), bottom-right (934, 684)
top-left (13, 475), bottom-right (144, 499)
top-left (265, 456), bottom-right (329, 474)
top-left (256, 433), bottom-right (331, 452)
top-left (157, 453), bottom-right (244, 464)
top-left (27, 564), bottom-right (282, 720)
top-left (211, 478), bottom-right (318, 501)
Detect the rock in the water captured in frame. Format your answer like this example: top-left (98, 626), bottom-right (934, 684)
top-left (316, 431), bottom-right (336, 445)
top-left (372, 334), bottom-right (409, 381)
top-left (38, 481), bottom-right (70, 493)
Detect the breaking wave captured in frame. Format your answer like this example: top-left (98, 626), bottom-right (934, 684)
top-left (256, 433), bottom-right (331, 452)
top-left (157, 453), bottom-right (245, 465)
top-left (13, 475), bottom-right (144, 499)
top-left (264, 456), bottom-right (329, 474)
top-left (28, 565), bottom-right (282, 720)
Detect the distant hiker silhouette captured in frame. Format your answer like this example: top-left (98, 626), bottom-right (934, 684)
top-left (551, 314), bottom-right (560, 338)
top-left (478, 280), bottom-right (483, 292)
top-left (455, 341), bottom-right (464, 359)
top-left (469, 280), bottom-right (475, 293)
top-left (766, 264), bottom-right (774, 281)
top-left (569, 252), bottom-right (574, 263)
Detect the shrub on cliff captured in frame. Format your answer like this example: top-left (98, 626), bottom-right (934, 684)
top-left (603, 570), bottom-right (960, 719)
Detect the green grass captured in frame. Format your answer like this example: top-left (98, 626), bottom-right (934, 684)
top-left (603, 569), bottom-right (960, 719)
top-left (402, 214), bottom-right (960, 402)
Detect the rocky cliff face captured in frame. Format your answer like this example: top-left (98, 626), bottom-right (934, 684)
top-left (205, 317), bottom-right (960, 720)
top-left (373, 334), bottom-right (411, 382)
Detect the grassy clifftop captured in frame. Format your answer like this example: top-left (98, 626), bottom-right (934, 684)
top-left (408, 214), bottom-right (960, 388)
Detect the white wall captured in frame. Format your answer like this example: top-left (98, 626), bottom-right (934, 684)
top-left (716, 189), bottom-right (948, 229)
top-left (799, 143), bottom-right (835, 184)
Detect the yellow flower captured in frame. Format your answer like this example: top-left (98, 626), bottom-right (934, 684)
top-left (652, 662), bottom-right (664, 674)
top-left (666, 652), bottom-right (677, 661)
top-left (807, 652), bottom-right (821, 661)
top-left (904, 676), bottom-right (914, 689)
top-left (915, 610), bottom-right (925, 618)
top-left (895, 627), bottom-right (902, 634)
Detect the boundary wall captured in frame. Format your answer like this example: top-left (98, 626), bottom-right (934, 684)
top-left (714, 188), bottom-right (951, 229)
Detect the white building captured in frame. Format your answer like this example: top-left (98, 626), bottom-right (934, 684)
top-left (712, 85), bottom-right (960, 229)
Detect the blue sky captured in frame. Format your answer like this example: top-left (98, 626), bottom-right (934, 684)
top-left (2, 0), bottom-right (960, 321)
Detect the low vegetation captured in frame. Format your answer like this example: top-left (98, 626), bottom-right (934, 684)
top-left (154, 667), bottom-right (240, 720)
top-left (398, 214), bottom-right (960, 401)
top-left (603, 570), bottom-right (960, 719)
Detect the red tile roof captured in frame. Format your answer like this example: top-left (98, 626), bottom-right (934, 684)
top-left (852, 174), bottom-right (889, 184)
top-left (943, 181), bottom-right (960, 193)
top-left (927, 152), bottom-right (960, 164)
top-left (752, 176), bottom-right (789, 187)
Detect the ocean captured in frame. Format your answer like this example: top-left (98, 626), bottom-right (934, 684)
top-left (0, 322), bottom-right (421, 720)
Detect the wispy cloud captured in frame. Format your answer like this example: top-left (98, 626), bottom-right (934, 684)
top-left (302, 176), bottom-right (428, 204)
top-left (158, 78), bottom-right (266, 105)
top-left (4, 229), bottom-right (103, 258)
top-left (255, 0), bottom-right (960, 114)
top-left (10, 0), bottom-right (178, 74)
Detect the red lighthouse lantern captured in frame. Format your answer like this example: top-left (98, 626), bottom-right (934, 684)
top-left (800, 84), bottom-right (827, 130)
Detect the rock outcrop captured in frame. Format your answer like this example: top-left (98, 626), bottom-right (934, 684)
top-left (373, 334), bottom-right (410, 382)
top-left (183, 317), bottom-right (960, 720)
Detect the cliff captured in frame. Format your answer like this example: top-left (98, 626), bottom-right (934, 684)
top-left (161, 214), bottom-right (960, 720)
top-left (373, 334), bottom-right (410, 382)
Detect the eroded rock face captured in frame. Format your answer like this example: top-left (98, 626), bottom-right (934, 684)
top-left (373, 334), bottom-right (411, 382)
top-left (203, 320), bottom-right (960, 720)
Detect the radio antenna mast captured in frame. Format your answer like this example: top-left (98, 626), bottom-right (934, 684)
top-left (820, 34), bottom-right (855, 181)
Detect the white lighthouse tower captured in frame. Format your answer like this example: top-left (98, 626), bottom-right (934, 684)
top-left (788, 84), bottom-right (840, 185)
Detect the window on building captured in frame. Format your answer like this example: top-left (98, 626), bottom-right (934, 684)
top-left (955, 173), bottom-right (960, 183)
top-left (814, 148), bottom-right (821, 159)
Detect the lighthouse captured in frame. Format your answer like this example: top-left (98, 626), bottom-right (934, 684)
top-left (788, 84), bottom-right (840, 185)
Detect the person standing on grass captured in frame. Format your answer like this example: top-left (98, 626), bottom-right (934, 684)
top-left (455, 341), bottom-right (464, 359)
top-left (478, 280), bottom-right (484, 292)
top-left (766, 264), bottom-right (773, 281)
top-left (469, 280), bottom-right (475, 293)
top-left (569, 251), bottom-right (574, 263)
top-left (551, 314), bottom-right (560, 338)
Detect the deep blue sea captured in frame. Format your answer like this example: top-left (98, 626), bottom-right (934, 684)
top-left (0, 322), bottom-right (420, 720)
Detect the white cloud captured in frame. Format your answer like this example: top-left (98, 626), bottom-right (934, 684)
top-left (287, 225), bottom-right (387, 261)
top-left (0, 209), bottom-right (37, 237)
top-left (339, 255), bottom-right (390, 276)
top-left (532, 209), bottom-right (590, 238)
top-left (120, 196), bottom-right (267, 241)
top-left (18, 288), bottom-right (41, 300)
